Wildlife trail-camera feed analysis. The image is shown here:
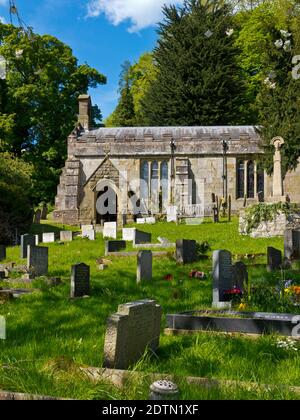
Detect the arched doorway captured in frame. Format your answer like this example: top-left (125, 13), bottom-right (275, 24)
top-left (95, 181), bottom-right (119, 225)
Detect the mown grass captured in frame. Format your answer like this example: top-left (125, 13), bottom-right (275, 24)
top-left (0, 217), bottom-right (299, 400)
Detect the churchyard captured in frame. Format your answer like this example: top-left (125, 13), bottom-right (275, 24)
top-left (0, 217), bottom-right (300, 400)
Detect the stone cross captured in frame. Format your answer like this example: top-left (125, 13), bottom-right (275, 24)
top-left (271, 136), bottom-right (285, 200)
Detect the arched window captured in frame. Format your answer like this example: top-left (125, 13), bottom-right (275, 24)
top-left (247, 161), bottom-right (255, 198)
top-left (237, 160), bottom-right (245, 199)
top-left (161, 161), bottom-right (169, 211)
top-left (257, 163), bottom-right (264, 202)
top-left (140, 161), bottom-right (149, 201)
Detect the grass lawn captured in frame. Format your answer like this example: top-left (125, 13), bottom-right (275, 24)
top-left (0, 217), bottom-right (300, 400)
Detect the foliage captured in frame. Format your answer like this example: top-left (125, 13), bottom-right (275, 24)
top-left (0, 23), bottom-right (106, 203)
top-left (141, 0), bottom-right (247, 126)
top-left (0, 152), bottom-right (33, 243)
top-left (244, 202), bottom-right (296, 234)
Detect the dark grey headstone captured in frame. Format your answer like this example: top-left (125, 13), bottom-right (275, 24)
top-left (20, 234), bottom-right (36, 259)
top-left (27, 245), bottom-right (48, 277)
top-left (33, 209), bottom-right (41, 224)
top-left (212, 250), bottom-right (233, 307)
top-left (0, 245), bottom-right (6, 261)
top-left (70, 263), bottom-right (90, 298)
top-left (134, 230), bottom-right (152, 245)
top-left (0, 271), bottom-right (5, 280)
top-left (105, 241), bottom-right (126, 255)
top-left (284, 229), bottom-right (300, 260)
top-left (232, 261), bottom-right (248, 292)
top-left (267, 247), bottom-right (282, 272)
top-left (137, 251), bottom-right (152, 283)
top-left (41, 204), bottom-right (48, 220)
top-left (176, 240), bottom-right (197, 264)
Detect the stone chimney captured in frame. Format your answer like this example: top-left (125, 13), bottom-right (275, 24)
top-left (78, 94), bottom-right (92, 131)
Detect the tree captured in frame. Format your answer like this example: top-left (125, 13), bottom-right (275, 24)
top-left (0, 23), bottom-right (106, 203)
top-left (0, 152), bottom-right (33, 244)
top-left (141, 0), bottom-right (246, 126)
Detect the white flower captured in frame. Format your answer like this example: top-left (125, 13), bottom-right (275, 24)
top-left (280, 30), bottom-right (292, 39)
top-left (226, 28), bottom-right (234, 37)
top-left (274, 39), bottom-right (284, 49)
top-left (15, 49), bottom-right (23, 58)
top-left (283, 40), bottom-right (292, 52)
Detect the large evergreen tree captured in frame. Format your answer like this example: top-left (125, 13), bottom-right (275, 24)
top-left (141, 0), bottom-right (246, 126)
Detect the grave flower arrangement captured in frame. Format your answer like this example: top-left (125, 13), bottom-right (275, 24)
top-left (164, 274), bottom-right (173, 281)
top-left (284, 285), bottom-right (300, 304)
top-left (189, 270), bottom-right (207, 280)
top-left (223, 287), bottom-right (243, 303)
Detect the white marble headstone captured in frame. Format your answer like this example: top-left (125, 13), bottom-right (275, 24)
top-left (103, 222), bottom-right (117, 239)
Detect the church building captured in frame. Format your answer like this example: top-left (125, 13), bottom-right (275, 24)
top-left (53, 95), bottom-right (300, 226)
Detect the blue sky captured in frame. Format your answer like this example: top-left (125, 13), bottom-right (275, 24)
top-left (0, 0), bottom-right (183, 118)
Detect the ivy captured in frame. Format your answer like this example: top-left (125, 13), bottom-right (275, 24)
top-left (244, 202), bottom-right (297, 234)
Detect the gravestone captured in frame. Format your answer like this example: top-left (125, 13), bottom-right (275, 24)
top-left (42, 232), bottom-right (55, 243)
top-left (82, 225), bottom-right (95, 240)
top-left (41, 204), bottom-right (48, 220)
top-left (146, 217), bottom-right (156, 224)
top-left (232, 261), bottom-right (248, 291)
top-left (33, 209), bottom-right (41, 224)
top-left (103, 299), bottom-right (162, 370)
top-left (103, 222), bottom-right (117, 239)
top-left (70, 263), bottom-right (90, 298)
top-left (136, 218), bottom-right (146, 224)
top-left (134, 230), bottom-right (152, 245)
top-left (122, 228), bottom-right (136, 241)
top-left (34, 235), bottom-right (40, 246)
top-left (158, 237), bottom-right (170, 246)
top-left (212, 250), bottom-right (234, 308)
top-left (284, 229), bottom-right (300, 260)
top-left (27, 245), bottom-right (48, 277)
top-left (137, 251), bottom-right (153, 283)
top-left (176, 240), bottom-right (197, 264)
top-left (60, 231), bottom-right (73, 242)
top-left (105, 241), bottom-right (126, 255)
top-left (0, 271), bottom-right (5, 280)
top-left (0, 245), bottom-right (6, 261)
top-left (167, 206), bottom-right (178, 223)
top-left (20, 234), bottom-right (36, 259)
top-left (267, 247), bottom-right (282, 271)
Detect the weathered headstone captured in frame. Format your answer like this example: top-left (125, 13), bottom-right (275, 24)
top-left (137, 251), bottom-right (153, 283)
top-left (20, 234), bottom-right (36, 259)
top-left (212, 250), bottom-right (234, 308)
top-left (81, 225), bottom-right (94, 239)
top-left (284, 229), bottom-right (300, 260)
top-left (60, 231), bottom-right (73, 242)
top-left (103, 299), bottom-right (162, 369)
top-left (27, 245), bottom-right (48, 277)
top-left (41, 204), bottom-right (48, 220)
top-left (176, 240), bottom-right (197, 264)
top-left (122, 228), bottom-right (136, 241)
top-left (70, 263), bottom-right (90, 298)
top-left (136, 218), bottom-right (146, 224)
top-left (146, 217), bottom-right (156, 224)
top-left (267, 247), bottom-right (282, 271)
top-left (105, 241), bottom-right (126, 255)
top-left (134, 230), bottom-right (152, 245)
top-left (103, 222), bottom-right (117, 239)
top-left (232, 261), bottom-right (248, 292)
top-left (167, 206), bottom-right (178, 223)
top-left (0, 245), bottom-right (6, 261)
top-left (33, 209), bottom-right (41, 224)
top-left (42, 232), bottom-right (56, 243)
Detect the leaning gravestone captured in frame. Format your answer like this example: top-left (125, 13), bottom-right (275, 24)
top-left (103, 222), bottom-right (117, 239)
top-left (122, 228), bottom-right (136, 241)
top-left (267, 247), bottom-right (282, 272)
top-left (176, 240), bottom-right (197, 264)
top-left (27, 245), bottom-right (48, 277)
top-left (137, 251), bottom-right (153, 283)
top-left (103, 299), bottom-right (162, 370)
top-left (284, 229), bottom-right (300, 260)
top-left (0, 245), bottom-right (6, 261)
top-left (20, 234), bottom-right (36, 259)
top-left (212, 250), bottom-right (234, 308)
top-left (60, 231), bottom-right (73, 242)
top-left (42, 233), bottom-right (56, 243)
top-left (232, 261), bottom-right (248, 291)
top-left (105, 241), bottom-right (126, 255)
top-left (134, 230), bottom-right (152, 245)
top-left (70, 263), bottom-right (90, 298)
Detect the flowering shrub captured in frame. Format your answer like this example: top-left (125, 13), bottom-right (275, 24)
top-left (274, 338), bottom-right (299, 352)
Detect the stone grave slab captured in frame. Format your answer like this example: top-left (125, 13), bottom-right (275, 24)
top-left (105, 241), bottom-right (126, 256)
top-left (70, 263), bottom-right (90, 298)
top-left (137, 251), bottom-right (152, 283)
top-left (122, 228), bottom-right (136, 241)
top-left (60, 231), bottom-right (73, 242)
top-left (133, 230), bottom-right (152, 245)
top-left (20, 235), bottom-right (36, 259)
top-left (103, 222), bottom-right (117, 239)
top-left (267, 247), bottom-right (282, 271)
top-left (42, 233), bottom-right (55, 243)
top-left (176, 240), bottom-right (197, 265)
top-left (27, 245), bottom-right (48, 277)
top-left (212, 250), bottom-right (234, 308)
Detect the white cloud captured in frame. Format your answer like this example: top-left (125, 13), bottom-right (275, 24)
top-left (87, 0), bottom-right (184, 32)
top-left (0, 16), bottom-right (5, 24)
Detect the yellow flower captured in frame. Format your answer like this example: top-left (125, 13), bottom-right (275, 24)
top-left (239, 303), bottom-right (247, 310)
